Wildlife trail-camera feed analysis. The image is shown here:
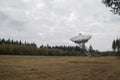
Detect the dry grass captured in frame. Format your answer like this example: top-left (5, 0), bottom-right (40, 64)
top-left (0, 55), bottom-right (120, 80)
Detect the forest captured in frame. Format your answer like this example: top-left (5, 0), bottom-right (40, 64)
top-left (0, 38), bottom-right (119, 56)
top-left (0, 38), bottom-right (85, 56)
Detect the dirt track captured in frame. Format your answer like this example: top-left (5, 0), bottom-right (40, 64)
top-left (0, 55), bottom-right (120, 80)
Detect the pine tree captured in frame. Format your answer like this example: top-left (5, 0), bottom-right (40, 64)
top-left (116, 39), bottom-right (119, 53)
top-left (112, 40), bottom-right (116, 52)
top-left (102, 0), bottom-right (120, 15)
top-left (89, 45), bottom-right (94, 54)
top-left (6, 38), bottom-right (10, 45)
top-left (1, 39), bottom-right (5, 44)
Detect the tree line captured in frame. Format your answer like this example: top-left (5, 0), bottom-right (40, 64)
top-left (100, 38), bottom-right (120, 56)
top-left (0, 38), bottom-right (119, 56)
top-left (95, 39), bottom-right (120, 56)
top-left (0, 38), bottom-right (86, 56)
top-left (0, 38), bottom-right (37, 47)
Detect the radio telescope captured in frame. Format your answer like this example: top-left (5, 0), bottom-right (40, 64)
top-left (70, 33), bottom-right (92, 56)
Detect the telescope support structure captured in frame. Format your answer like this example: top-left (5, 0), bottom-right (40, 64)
top-left (78, 43), bottom-right (91, 57)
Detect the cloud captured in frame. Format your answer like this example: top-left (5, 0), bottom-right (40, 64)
top-left (0, 11), bottom-right (8, 21)
top-left (0, 0), bottom-right (120, 51)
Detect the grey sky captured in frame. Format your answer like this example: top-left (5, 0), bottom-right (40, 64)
top-left (0, 0), bottom-right (120, 51)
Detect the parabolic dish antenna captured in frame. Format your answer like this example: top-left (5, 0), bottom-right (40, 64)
top-left (70, 33), bottom-right (92, 56)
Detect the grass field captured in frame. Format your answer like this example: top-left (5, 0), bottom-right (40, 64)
top-left (0, 55), bottom-right (120, 80)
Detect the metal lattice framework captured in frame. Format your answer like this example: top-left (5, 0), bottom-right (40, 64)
top-left (70, 33), bottom-right (92, 56)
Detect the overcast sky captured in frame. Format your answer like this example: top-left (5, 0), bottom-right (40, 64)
top-left (0, 0), bottom-right (120, 51)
